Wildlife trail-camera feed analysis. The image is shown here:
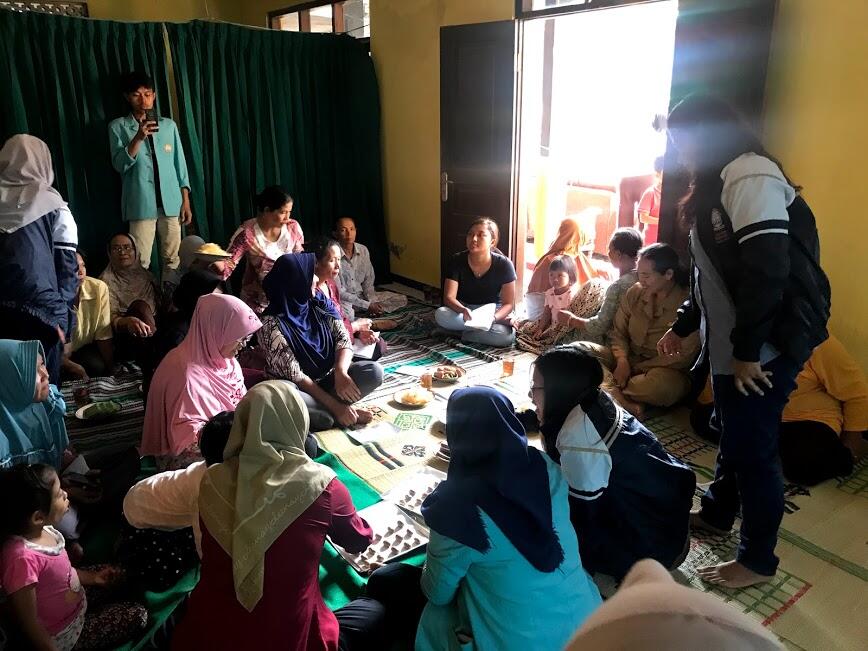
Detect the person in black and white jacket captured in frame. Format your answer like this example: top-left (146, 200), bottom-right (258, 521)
top-left (0, 135), bottom-right (79, 384)
top-left (658, 95), bottom-right (831, 588)
top-left (531, 345), bottom-right (695, 581)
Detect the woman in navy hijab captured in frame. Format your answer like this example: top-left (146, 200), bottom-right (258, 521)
top-left (366, 387), bottom-right (601, 650)
top-left (259, 252), bottom-right (384, 431)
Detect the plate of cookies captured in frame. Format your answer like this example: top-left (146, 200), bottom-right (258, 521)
top-left (432, 365), bottom-right (466, 384)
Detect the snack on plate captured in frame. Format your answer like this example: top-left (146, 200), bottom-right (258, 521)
top-left (196, 243), bottom-right (230, 257)
top-left (81, 401), bottom-right (121, 421)
top-left (433, 365), bottom-right (465, 382)
top-left (396, 387), bottom-right (432, 406)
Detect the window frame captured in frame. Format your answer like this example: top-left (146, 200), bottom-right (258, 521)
top-left (267, 0), bottom-right (369, 41)
top-left (0, 1), bottom-right (89, 17)
top-left (516, 0), bottom-right (668, 20)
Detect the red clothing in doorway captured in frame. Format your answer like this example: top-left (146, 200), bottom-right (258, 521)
top-left (638, 184), bottom-right (661, 245)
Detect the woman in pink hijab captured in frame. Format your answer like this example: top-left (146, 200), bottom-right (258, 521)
top-left (141, 294), bottom-right (262, 470)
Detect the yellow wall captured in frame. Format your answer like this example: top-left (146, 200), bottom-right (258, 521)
top-left (213, 0), bottom-right (286, 26)
top-left (87, 0), bottom-right (214, 22)
top-left (764, 0), bottom-right (868, 369)
top-left (374, 0), bottom-right (514, 285)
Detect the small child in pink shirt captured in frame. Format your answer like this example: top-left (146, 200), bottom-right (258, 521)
top-left (0, 464), bottom-right (146, 650)
top-left (519, 254), bottom-right (579, 340)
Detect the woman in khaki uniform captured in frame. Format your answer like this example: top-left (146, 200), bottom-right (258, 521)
top-left (574, 243), bottom-right (699, 418)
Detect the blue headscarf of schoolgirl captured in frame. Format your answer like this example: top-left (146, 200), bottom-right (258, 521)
top-left (421, 386), bottom-right (564, 572)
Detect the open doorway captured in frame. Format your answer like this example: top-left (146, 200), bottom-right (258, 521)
top-left (517, 1), bottom-right (678, 293)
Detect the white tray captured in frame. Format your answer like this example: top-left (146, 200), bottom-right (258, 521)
top-left (328, 501), bottom-right (428, 576)
top-left (382, 467), bottom-right (446, 518)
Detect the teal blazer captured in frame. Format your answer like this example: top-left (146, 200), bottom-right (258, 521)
top-left (108, 115), bottom-right (190, 222)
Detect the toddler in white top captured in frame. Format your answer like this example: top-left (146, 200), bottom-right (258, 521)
top-left (524, 254), bottom-right (579, 339)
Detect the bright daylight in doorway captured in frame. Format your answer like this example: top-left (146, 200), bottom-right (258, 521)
top-left (519, 0), bottom-right (678, 290)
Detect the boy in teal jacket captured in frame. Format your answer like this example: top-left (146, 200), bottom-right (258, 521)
top-left (108, 71), bottom-right (191, 278)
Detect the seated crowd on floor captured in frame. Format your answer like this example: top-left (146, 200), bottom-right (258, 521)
top-left (0, 85), bottom-right (864, 651)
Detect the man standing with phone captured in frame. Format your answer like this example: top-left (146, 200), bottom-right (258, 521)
top-left (108, 71), bottom-right (191, 277)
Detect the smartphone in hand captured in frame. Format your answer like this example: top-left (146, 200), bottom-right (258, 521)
top-left (144, 107), bottom-right (160, 132)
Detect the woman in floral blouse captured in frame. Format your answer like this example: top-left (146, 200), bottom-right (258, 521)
top-left (213, 186), bottom-right (304, 314)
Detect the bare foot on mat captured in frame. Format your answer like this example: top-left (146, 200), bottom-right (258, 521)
top-left (689, 510), bottom-right (732, 536)
top-left (697, 560), bottom-right (774, 588)
top-left (607, 386), bottom-right (645, 420)
top-left (622, 399), bottom-right (645, 420)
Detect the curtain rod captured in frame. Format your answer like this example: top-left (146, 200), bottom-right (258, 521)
top-left (196, 16), bottom-right (273, 32)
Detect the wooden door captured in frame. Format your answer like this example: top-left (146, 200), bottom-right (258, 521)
top-left (659, 0), bottom-right (779, 249)
top-left (440, 21), bottom-right (520, 285)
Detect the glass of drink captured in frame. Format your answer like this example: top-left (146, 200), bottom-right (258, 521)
top-left (501, 359), bottom-right (515, 377)
top-left (420, 372), bottom-right (433, 390)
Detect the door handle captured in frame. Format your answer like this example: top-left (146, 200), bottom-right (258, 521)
top-left (440, 172), bottom-right (453, 202)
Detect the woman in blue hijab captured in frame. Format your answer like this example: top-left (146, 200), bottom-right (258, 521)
top-left (0, 339), bottom-right (68, 469)
top-left (366, 387), bottom-right (601, 650)
top-left (259, 253), bottom-right (384, 431)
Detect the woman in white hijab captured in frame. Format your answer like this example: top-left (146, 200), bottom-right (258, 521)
top-left (0, 134), bottom-right (78, 384)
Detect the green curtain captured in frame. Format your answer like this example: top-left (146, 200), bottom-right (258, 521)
top-left (165, 21), bottom-right (388, 276)
top-left (0, 12), bottom-right (388, 277)
top-left (0, 10), bottom-right (169, 269)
